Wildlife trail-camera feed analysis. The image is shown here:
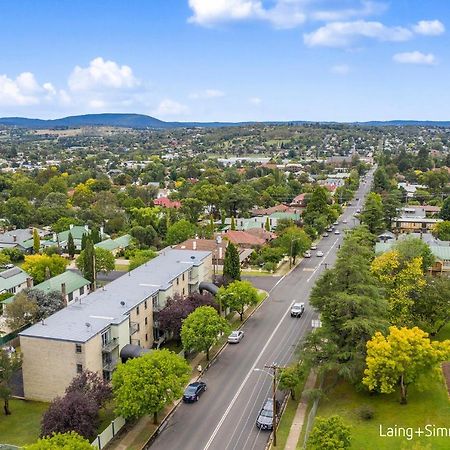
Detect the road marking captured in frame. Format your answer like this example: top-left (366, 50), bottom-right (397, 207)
top-left (303, 268), bottom-right (314, 272)
top-left (202, 291), bottom-right (298, 450)
top-left (306, 238), bottom-right (339, 283)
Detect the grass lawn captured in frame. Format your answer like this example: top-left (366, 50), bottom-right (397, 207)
top-left (114, 263), bottom-right (129, 271)
top-left (314, 377), bottom-right (450, 450)
top-left (0, 399), bottom-right (48, 446)
top-left (435, 322), bottom-right (450, 341)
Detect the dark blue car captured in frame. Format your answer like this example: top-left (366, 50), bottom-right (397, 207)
top-left (183, 381), bottom-right (207, 403)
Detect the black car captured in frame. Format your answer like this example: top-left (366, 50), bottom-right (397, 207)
top-left (183, 381), bottom-right (207, 403)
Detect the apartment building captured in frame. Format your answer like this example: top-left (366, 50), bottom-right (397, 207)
top-left (19, 249), bottom-right (212, 402)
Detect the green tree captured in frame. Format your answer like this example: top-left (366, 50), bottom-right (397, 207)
top-left (3, 197), bottom-right (33, 228)
top-left (373, 167), bottom-right (390, 193)
top-left (77, 246), bottom-right (114, 281)
top-left (112, 350), bottom-right (190, 424)
top-left (77, 238), bottom-right (94, 283)
top-left (307, 416), bottom-right (351, 450)
top-left (22, 254), bottom-right (68, 284)
top-left (441, 197), bottom-right (450, 221)
top-left (0, 349), bottom-right (22, 415)
top-left (181, 306), bottom-right (230, 361)
top-left (216, 280), bottom-right (259, 321)
top-left (25, 431), bottom-right (92, 449)
top-left (393, 237), bottom-right (435, 272)
top-left (181, 198), bottom-right (206, 223)
top-left (382, 191), bottom-right (401, 229)
top-left (129, 249), bottom-right (157, 270)
top-left (32, 228), bottom-right (40, 254)
top-left (363, 326), bottom-right (450, 404)
top-left (432, 221), bottom-right (450, 241)
top-left (230, 216), bottom-right (236, 231)
top-left (279, 363), bottom-right (304, 400)
top-left (67, 232), bottom-right (76, 258)
top-left (0, 252), bottom-right (11, 267)
top-left (165, 220), bottom-right (196, 245)
top-left (264, 217), bottom-right (270, 231)
top-left (360, 192), bottom-right (385, 234)
top-left (223, 242), bottom-right (241, 282)
top-left (276, 226), bottom-right (311, 266)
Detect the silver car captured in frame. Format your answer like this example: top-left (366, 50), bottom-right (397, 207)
top-left (228, 330), bottom-right (244, 344)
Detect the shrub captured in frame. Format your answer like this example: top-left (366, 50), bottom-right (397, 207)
top-left (357, 405), bottom-right (374, 420)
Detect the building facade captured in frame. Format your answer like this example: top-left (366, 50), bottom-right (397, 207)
top-left (19, 249), bottom-right (212, 401)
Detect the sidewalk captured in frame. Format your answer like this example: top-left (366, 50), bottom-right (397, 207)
top-left (284, 370), bottom-right (318, 450)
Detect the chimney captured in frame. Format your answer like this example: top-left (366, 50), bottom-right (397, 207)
top-left (26, 277), bottom-right (33, 288)
top-left (193, 240), bottom-right (197, 250)
top-left (61, 283), bottom-right (67, 304)
top-left (69, 224), bottom-right (74, 230)
top-left (52, 232), bottom-right (57, 241)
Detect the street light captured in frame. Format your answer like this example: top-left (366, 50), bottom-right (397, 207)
top-left (254, 364), bottom-right (283, 447)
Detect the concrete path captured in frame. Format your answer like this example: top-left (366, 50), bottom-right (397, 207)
top-left (284, 371), bottom-right (318, 450)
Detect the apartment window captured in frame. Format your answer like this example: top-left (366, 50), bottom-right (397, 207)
top-left (152, 295), bottom-right (159, 309)
top-left (101, 329), bottom-right (111, 347)
top-left (182, 273), bottom-right (185, 281)
top-left (176, 277), bottom-right (179, 285)
top-left (75, 344), bottom-right (82, 354)
top-left (145, 317), bottom-right (148, 325)
top-left (182, 288), bottom-right (185, 296)
top-left (68, 292), bottom-right (73, 302)
top-left (137, 340), bottom-right (141, 346)
top-left (76, 364), bottom-right (83, 374)
top-left (80, 286), bottom-right (84, 295)
top-left (136, 305), bottom-right (140, 315)
top-left (144, 300), bottom-right (148, 309)
top-left (145, 333), bottom-right (148, 341)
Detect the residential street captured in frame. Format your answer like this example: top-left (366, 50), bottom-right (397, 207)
top-left (149, 174), bottom-right (373, 450)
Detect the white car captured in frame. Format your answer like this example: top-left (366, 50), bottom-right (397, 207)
top-left (290, 302), bottom-right (305, 318)
top-left (333, 221), bottom-right (339, 226)
top-left (228, 330), bottom-right (244, 344)
top-left (316, 251), bottom-right (324, 257)
top-left (303, 250), bottom-right (311, 258)
top-left (311, 244), bottom-right (317, 250)
top-left (334, 230), bottom-right (340, 235)
top-left (356, 208), bottom-right (361, 213)
top-left (342, 219), bottom-right (348, 224)
top-left (323, 232), bottom-right (329, 237)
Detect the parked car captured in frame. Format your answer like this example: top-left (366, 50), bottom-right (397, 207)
top-left (303, 250), bottom-right (311, 258)
top-left (326, 227), bottom-right (333, 232)
top-left (333, 221), bottom-right (339, 226)
top-left (183, 382), bottom-right (207, 403)
top-left (342, 219), bottom-right (348, 224)
top-left (228, 330), bottom-right (244, 344)
top-left (323, 232), bottom-right (329, 237)
top-left (0, 264), bottom-right (14, 270)
top-left (334, 230), bottom-right (340, 235)
top-left (356, 208), bottom-right (361, 213)
top-left (316, 251), bottom-right (324, 257)
top-left (290, 302), bottom-right (305, 317)
top-left (311, 244), bottom-right (317, 250)
top-left (256, 398), bottom-right (280, 430)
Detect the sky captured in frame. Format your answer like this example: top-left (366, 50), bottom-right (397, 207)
top-left (0, 0), bottom-right (448, 122)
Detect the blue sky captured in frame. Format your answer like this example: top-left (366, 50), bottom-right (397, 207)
top-left (0, 0), bottom-right (447, 121)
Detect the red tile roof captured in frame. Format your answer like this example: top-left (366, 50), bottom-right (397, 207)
top-left (154, 197), bottom-right (181, 208)
top-left (221, 230), bottom-right (265, 247)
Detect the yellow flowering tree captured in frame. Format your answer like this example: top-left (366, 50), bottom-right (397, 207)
top-left (363, 326), bottom-right (450, 404)
top-left (371, 250), bottom-right (426, 324)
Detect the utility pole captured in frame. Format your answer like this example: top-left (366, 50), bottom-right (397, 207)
top-left (264, 363), bottom-right (284, 447)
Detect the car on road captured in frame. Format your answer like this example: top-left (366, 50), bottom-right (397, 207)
top-left (316, 250), bottom-right (324, 257)
top-left (334, 230), bottom-right (340, 235)
top-left (183, 382), bottom-right (207, 403)
top-left (303, 250), bottom-right (311, 258)
top-left (310, 244), bottom-right (317, 250)
top-left (356, 208), bottom-right (361, 213)
top-left (326, 227), bottom-right (333, 232)
top-left (290, 302), bottom-right (305, 317)
top-left (256, 398), bottom-right (280, 431)
top-left (323, 232), bottom-right (329, 237)
top-left (333, 221), bottom-right (339, 226)
top-left (342, 219), bottom-right (348, 224)
top-left (228, 330), bottom-right (244, 344)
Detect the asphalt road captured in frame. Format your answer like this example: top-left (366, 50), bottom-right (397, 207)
top-left (150, 172), bottom-right (374, 450)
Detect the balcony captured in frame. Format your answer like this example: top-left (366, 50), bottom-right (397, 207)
top-left (102, 338), bottom-right (119, 353)
top-left (130, 321), bottom-right (139, 335)
top-left (188, 274), bottom-right (199, 285)
top-left (103, 359), bottom-right (118, 372)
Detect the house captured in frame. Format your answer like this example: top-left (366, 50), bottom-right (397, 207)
top-left (0, 228), bottom-right (50, 253)
top-left (393, 207), bottom-right (443, 234)
top-left (397, 182), bottom-right (427, 199)
top-left (95, 234), bottom-right (132, 256)
top-left (153, 197), bottom-right (181, 209)
top-left (0, 267), bottom-right (32, 295)
top-left (225, 212), bottom-right (301, 232)
top-left (19, 249), bottom-right (212, 401)
top-left (245, 228), bottom-right (276, 242)
top-left (51, 225), bottom-right (109, 251)
top-left (221, 230), bottom-right (265, 248)
top-left (290, 193), bottom-right (307, 208)
top-left (32, 271), bottom-right (91, 305)
top-left (174, 238), bottom-right (228, 265)
top-left (252, 204), bottom-right (291, 216)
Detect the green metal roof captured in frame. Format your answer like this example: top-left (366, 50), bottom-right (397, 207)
top-left (269, 212), bottom-right (302, 220)
top-left (0, 267), bottom-right (29, 293)
top-left (375, 241), bottom-right (450, 261)
top-left (95, 234), bottom-right (131, 251)
top-left (33, 271), bottom-right (90, 296)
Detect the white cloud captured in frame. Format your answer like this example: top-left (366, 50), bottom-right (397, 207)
top-left (0, 72), bottom-right (52, 106)
top-left (393, 51), bottom-right (436, 65)
top-left (312, 1), bottom-right (386, 22)
top-left (304, 20), bottom-right (413, 47)
top-left (331, 64), bottom-right (350, 75)
top-left (413, 20), bottom-right (445, 36)
top-left (189, 89), bottom-right (225, 99)
top-left (249, 96), bottom-right (262, 105)
top-left (68, 57), bottom-right (139, 91)
top-left (153, 99), bottom-right (190, 117)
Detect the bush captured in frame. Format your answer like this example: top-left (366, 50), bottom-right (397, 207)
top-left (357, 405), bottom-right (374, 420)
top-left (263, 262), bottom-right (277, 272)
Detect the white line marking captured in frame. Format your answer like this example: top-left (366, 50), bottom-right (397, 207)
top-left (202, 294), bottom-right (298, 450)
top-left (306, 238), bottom-right (339, 283)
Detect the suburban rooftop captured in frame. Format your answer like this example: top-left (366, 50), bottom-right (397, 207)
top-left (20, 249), bottom-right (210, 343)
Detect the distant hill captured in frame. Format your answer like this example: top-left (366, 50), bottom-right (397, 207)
top-left (0, 113), bottom-right (449, 129)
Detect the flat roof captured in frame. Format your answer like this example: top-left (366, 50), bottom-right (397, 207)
top-left (20, 249), bottom-right (210, 343)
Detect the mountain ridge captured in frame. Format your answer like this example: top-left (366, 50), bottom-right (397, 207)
top-left (0, 113), bottom-right (449, 129)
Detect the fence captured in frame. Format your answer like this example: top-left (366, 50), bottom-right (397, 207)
top-left (301, 374), bottom-right (324, 449)
top-left (91, 416), bottom-right (126, 449)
